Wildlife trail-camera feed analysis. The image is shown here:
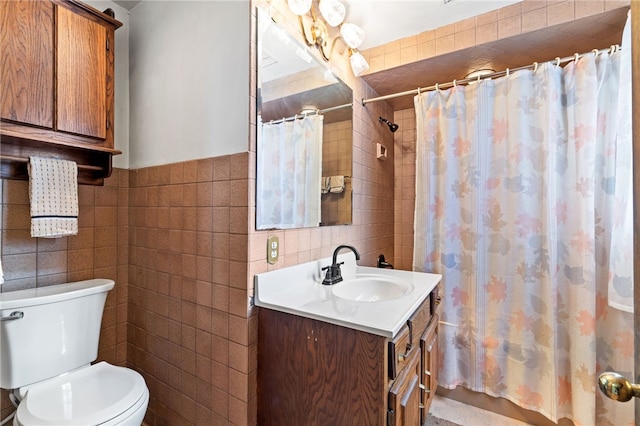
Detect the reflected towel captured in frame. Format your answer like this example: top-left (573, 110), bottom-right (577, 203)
top-left (329, 175), bottom-right (345, 193)
top-left (28, 156), bottom-right (79, 238)
top-left (321, 176), bottom-right (330, 194)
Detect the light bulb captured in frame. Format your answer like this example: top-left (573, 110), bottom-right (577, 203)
top-left (287, 0), bottom-right (312, 16)
top-left (318, 0), bottom-right (346, 27)
top-left (349, 51), bottom-right (369, 76)
top-left (340, 23), bottom-right (365, 49)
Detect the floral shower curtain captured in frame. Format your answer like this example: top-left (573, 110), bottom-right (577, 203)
top-left (413, 16), bottom-right (633, 425)
top-left (257, 115), bottom-right (323, 229)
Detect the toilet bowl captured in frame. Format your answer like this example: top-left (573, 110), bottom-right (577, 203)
top-left (0, 279), bottom-right (149, 426)
top-left (13, 362), bottom-right (149, 426)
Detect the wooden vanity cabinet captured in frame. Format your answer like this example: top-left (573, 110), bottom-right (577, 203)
top-left (258, 284), bottom-right (442, 426)
top-left (0, 0), bottom-right (122, 184)
top-left (388, 348), bottom-right (421, 426)
top-left (420, 314), bottom-right (439, 421)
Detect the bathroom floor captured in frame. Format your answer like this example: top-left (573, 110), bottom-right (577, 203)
top-left (429, 395), bottom-right (533, 426)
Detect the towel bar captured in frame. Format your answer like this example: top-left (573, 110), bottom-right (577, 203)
top-left (0, 154), bottom-right (103, 171)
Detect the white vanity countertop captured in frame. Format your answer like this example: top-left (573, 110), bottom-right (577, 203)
top-left (254, 253), bottom-right (442, 338)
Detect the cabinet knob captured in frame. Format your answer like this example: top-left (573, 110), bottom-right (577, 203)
top-left (435, 296), bottom-right (442, 305)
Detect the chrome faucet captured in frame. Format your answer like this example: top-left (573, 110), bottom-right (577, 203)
top-left (322, 245), bottom-right (360, 285)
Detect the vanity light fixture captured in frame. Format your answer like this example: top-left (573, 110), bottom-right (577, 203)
top-left (287, 0), bottom-right (369, 76)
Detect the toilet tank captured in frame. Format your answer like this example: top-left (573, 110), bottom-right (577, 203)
top-left (0, 279), bottom-right (114, 389)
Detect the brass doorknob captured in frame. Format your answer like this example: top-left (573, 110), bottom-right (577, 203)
top-left (598, 372), bottom-right (640, 402)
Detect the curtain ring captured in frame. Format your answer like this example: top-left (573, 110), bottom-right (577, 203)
top-left (574, 53), bottom-right (580, 63)
top-left (592, 49), bottom-right (599, 57)
top-left (417, 87), bottom-right (422, 94)
top-left (533, 62), bottom-right (538, 73)
top-left (477, 74), bottom-right (481, 82)
top-left (453, 79), bottom-right (457, 87)
top-left (506, 68), bottom-right (510, 77)
top-left (435, 83), bottom-right (440, 91)
top-left (555, 57), bottom-right (561, 67)
top-left (610, 44), bottom-right (616, 54)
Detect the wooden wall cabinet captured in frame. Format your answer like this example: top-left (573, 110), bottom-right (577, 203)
top-left (0, 0), bottom-right (122, 185)
top-left (258, 284), bottom-right (442, 426)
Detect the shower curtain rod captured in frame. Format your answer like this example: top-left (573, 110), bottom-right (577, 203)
top-left (361, 45), bottom-right (621, 106)
top-left (264, 102), bottom-right (353, 125)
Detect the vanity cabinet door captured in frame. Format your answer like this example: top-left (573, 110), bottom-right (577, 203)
top-left (388, 348), bottom-right (421, 426)
top-left (420, 314), bottom-right (439, 423)
top-left (0, 0), bottom-right (54, 128)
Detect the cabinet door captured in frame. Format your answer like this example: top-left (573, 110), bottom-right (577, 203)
top-left (388, 349), bottom-right (421, 426)
top-left (56, 4), bottom-right (107, 139)
top-left (420, 314), bottom-right (439, 423)
top-left (0, 0), bottom-right (54, 128)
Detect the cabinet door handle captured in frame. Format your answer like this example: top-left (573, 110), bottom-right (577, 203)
top-left (397, 344), bottom-right (412, 362)
top-left (419, 384), bottom-right (431, 393)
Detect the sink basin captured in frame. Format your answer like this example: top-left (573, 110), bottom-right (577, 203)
top-left (332, 275), bottom-right (413, 302)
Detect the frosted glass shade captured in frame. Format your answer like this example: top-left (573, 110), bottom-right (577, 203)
top-left (340, 23), bottom-right (365, 49)
top-left (318, 0), bottom-right (346, 27)
top-left (350, 51), bottom-right (369, 76)
top-left (287, 0), bottom-right (312, 15)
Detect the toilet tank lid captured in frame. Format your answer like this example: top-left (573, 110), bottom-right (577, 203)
top-left (0, 279), bottom-right (115, 311)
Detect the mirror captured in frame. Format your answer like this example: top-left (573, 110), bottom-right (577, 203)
top-left (256, 8), bottom-right (353, 230)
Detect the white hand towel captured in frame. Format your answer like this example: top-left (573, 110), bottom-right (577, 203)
top-left (328, 175), bottom-right (345, 193)
top-left (28, 156), bottom-right (79, 238)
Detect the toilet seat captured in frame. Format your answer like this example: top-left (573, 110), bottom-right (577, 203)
top-left (15, 362), bottom-right (147, 426)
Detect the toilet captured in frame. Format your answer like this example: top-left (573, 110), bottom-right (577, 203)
top-left (0, 279), bottom-right (149, 425)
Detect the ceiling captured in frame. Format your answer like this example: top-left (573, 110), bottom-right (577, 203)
top-left (347, 0), bottom-right (521, 50)
top-left (112, 1), bottom-right (629, 111)
top-left (113, 0), bottom-right (521, 50)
